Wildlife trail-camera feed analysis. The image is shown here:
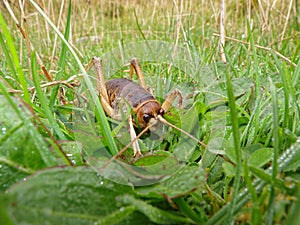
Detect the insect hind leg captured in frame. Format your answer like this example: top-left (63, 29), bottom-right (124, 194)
top-left (85, 57), bottom-right (116, 118)
top-left (129, 58), bottom-right (147, 90)
top-left (86, 57), bottom-right (110, 104)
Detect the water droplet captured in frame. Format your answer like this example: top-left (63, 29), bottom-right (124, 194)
top-left (100, 181), bottom-right (104, 185)
top-left (1, 127), bottom-right (6, 134)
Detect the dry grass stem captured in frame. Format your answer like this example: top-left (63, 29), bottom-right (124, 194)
top-left (213, 33), bottom-right (297, 67)
top-left (3, 0), bottom-right (52, 81)
top-left (50, 0), bottom-right (66, 68)
top-left (280, 0), bottom-right (293, 46)
top-left (219, 0), bottom-right (227, 63)
top-left (7, 75), bottom-right (81, 93)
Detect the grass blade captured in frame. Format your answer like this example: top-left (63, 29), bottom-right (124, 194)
top-left (28, 0), bottom-right (118, 156)
top-left (49, 0), bottom-right (72, 108)
top-left (0, 11), bottom-right (31, 103)
top-left (225, 68), bottom-right (242, 223)
top-left (173, 197), bottom-right (204, 224)
top-left (0, 33), bottom-right (17, 81)
top-left (31, 52), bottom-right (66, 140)
top-left (266, 77), bottom-right (280, 224)
top-left (206, 138), bottom-right (300, 225)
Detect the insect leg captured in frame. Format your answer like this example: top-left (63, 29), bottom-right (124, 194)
top-left (161, 89), bottom-right (183, 112)
top-left (86, 57), bottom-right (115, 116)
top-left (99, 96), bottom-right (115, 118)
top-left (86, 57), bottom-right (110, 104)
top-left (128, 115), bottom-right (142, 157)
top-left (129, 58), bottom-right (147, 90)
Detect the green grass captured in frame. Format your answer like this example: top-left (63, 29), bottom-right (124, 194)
top-left (0, 0), bottom-right (300, 224)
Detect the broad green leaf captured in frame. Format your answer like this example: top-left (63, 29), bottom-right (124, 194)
top-left (248, 148), bottom-right (273, 167)
top-left (172, 102), bottom-right (205, 161)
top-left (3, 167), bottom-right (135, 225)
top-left (136, 164), bottom-right (206, 199)
top-left (114, 211), bottom-right (152, 225)
top-left (0, 160), bottom-right (31, 192)
top-left (120, 194), bottom-right (191, 224)
top-left (95, 206), bottom-right (135, 225)
top-left (0, 96), bottom-right (48, 170)
top-left (56, 141), bottom-right (84, 166)
top-left (222, 161), bottom-right (236, 177)
top-left (227, 144), bottom-right (273, 168)
top-left (133, 150), bottom-right (179, 175)
top-left (0, 195), bottom-right (15, 225)
top-left (223, 147), bottom-right (274, 177)
top-left (88, 152), bottom-right (179, 186)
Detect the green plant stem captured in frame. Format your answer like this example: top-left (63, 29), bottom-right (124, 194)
top-left (225, 69), bottom-right (242, 224)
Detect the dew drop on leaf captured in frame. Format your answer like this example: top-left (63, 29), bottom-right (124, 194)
top-left (1, 127), bottom-right (6, 134)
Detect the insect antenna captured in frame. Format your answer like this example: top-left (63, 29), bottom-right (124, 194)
top-left (157, 115), bottom-right (207, 148)
top-left (100, 123), bottom-right (156, 169)
top-left (100, 115), bottom-right (207, 169)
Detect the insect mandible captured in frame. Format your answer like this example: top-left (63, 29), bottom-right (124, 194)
top-left (87, 57), bottom-right (206, 157)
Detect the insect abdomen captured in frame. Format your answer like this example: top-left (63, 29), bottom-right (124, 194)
top-left (106, 78), bottom-right (155, 109)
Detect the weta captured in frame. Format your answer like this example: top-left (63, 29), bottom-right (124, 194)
top-left (87, 57), bottom-right (205, 157)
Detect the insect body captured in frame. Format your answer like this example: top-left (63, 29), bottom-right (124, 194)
top-left (106, 78), bottom-right (164, 129)
top-left (87, 57), bottom-right (205, 157)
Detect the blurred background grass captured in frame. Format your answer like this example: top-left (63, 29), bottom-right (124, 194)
top-left (1, 0), bottom-right (299, 66)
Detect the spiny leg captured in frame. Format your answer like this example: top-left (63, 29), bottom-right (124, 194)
top-left (161, 89), bottom-right (183, 112)
top-left (128, 115), bottom-right (141, 157)
top-left (129, 58), bottom-right (147, 90)
top-left (86, 57), bottom-right (114, 117)
top-left (86, 57), bottom-right (110, 104)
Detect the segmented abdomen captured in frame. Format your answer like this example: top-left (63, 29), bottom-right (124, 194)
top-left (106, 78), bottom-right (155, 110)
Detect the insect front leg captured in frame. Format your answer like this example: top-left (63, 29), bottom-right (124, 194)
top-left (161, 89), bottom-right (183, 113)
top-left (128, 115), bottom-right (141, 157)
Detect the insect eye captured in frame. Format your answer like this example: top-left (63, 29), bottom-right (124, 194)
top-left (158, 109), bottom-right (165, 115)
top-left (143, 114), bottom-right (151, 123)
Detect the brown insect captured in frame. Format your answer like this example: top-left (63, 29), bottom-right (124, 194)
top-left (87, 57), bottom-right (206, 157)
